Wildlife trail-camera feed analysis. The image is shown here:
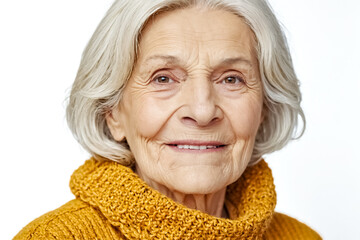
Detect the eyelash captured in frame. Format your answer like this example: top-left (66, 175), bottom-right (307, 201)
top-left (152, 75), bottom-right (175, 84)
top-left (150, 72), bottom-right (246, 86)
top-left (220, 75), bottom-right (245, 85)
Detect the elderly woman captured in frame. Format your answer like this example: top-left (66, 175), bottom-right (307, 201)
top-left (15, 0), bottom-right (321, 239)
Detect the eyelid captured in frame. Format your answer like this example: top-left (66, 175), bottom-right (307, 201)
top-left (150, 69), bottom-right (173, 81)
top-left (152, 73), bottom-right (176, 81)
top-left (153, 75), bottom-right (175, 84)
top-left (218, 71), bottom-right (247, 84)
top-left (149, 69), bottom-right (182, 89)
top-left (225, 74), bottom-right (244, 82)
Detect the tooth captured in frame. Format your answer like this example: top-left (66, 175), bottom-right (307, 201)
top-left (176, 144), bottom-right (220, 150)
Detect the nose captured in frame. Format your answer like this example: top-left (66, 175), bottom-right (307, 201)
top-left (180, 78), bottom-right (223, 127)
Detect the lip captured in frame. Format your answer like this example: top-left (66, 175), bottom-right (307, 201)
top-left (167, 140), bottom-right (226, 145)
top-left (166, 140), bottom-right (227, 153)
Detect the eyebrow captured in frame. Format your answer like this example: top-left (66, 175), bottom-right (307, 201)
top-left (144, 55), bottom-right (180, 64)
top-left (220, 57), bottom-right (253, 67)
top-left (144, 54), bottom-right (253, 67)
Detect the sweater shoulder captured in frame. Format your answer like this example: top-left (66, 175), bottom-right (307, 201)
top-left (264, 212), bottom-right (322, 240)
top-left (13, 199), bottom-right (124, 240)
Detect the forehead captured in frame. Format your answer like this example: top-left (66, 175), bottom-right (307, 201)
top-left (137, 7), bottom-right (257, 65)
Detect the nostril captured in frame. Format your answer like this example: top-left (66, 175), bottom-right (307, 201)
top-left (208, 117), bottom-right (220, 125)
top-left (179, 101), bottom-right (224, 127)
top-left (181, 117), bottom-right (197, 126)
top-left (181, 116), bottom-right (220, 127)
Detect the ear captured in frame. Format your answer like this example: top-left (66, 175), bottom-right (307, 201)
top-left (105, 108), bottom-right (126, 141)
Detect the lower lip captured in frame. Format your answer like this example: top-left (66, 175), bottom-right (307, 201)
top-left (167, 145), bottom-right (226, 153)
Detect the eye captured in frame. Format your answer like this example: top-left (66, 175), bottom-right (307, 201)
top-left (221, 75), bottom-right (244, 84)
top-left (153, 75), bottom-right (175, 84)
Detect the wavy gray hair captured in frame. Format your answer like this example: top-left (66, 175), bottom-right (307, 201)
top-left (66, 0), bottom-right (305, 166)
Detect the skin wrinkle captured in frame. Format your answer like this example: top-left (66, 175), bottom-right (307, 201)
top-left (106, 8), bottom-right (263, 218)
top-left (141, 55), bottom-right (255, 82)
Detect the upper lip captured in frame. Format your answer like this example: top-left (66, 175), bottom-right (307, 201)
top-left (166, 140), bottom-right (226, 146)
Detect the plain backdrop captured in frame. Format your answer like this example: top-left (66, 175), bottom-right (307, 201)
top-left (1, 0), bottom-right (359, 239)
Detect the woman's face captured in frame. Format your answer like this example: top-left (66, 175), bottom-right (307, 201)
top-left (107, 8), bottom-right (263, 194)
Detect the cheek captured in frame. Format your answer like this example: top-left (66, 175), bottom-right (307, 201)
top-left (129, 95), bottom-right (179, 138)
top-left (227, 98), bottom-right (263, 138)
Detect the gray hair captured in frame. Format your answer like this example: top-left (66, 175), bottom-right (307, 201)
top-left (66, 0), bottom-right (305, 166)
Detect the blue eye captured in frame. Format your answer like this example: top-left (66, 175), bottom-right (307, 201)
top-left (154, 76), bottom-right (174, 84)
top-left (222, 76), bottom-right (244, 84)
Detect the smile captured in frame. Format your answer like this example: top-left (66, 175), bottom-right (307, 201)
top-left (175, 145), bottom-right (222, 150)
top-left (166, 141), bottom-right (226, 152)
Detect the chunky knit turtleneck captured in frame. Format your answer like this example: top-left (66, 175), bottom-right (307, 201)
top-left (70, 158), bottom-right (276, 239)
top-left (14, 158), bottom-right (322, 239)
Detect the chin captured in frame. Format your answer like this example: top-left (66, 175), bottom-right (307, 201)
top-left (165, 166), bottom-right (233, 194)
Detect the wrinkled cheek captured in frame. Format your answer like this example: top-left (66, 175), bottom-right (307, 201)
top-left (229, 105), bottom-right (262, 168)
top-left (133, 97), bottom-right (179, 138)
top-left (234, 116), bottom-right (261, 139)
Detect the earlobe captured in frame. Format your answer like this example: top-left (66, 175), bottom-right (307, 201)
top-left (105, 108), bottom-right (126, 141)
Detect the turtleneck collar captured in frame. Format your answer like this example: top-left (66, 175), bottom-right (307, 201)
top-left (70, 158), bottom-right (276, 239)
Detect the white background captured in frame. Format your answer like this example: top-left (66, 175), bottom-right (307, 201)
top-left (0, 0), bottom-right (359, 239)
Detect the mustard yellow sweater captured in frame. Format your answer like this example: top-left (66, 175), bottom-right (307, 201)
top-left (14, 159), bottom-right (321, 239)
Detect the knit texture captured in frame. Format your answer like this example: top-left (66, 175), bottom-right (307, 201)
top-left (14, 158), bottom-right (321, 239)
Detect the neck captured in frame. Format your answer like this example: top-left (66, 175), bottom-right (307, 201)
top-left (163, 188), bottom-right (227, 218)
top-left (135, 169), bottom-right (227, 218)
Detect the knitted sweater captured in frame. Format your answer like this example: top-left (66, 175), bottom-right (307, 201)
top-left (14, 158), bottom-right (321, 239)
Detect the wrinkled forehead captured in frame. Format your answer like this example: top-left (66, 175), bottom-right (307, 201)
top-left (136, 7), bottom-right (258, 69)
